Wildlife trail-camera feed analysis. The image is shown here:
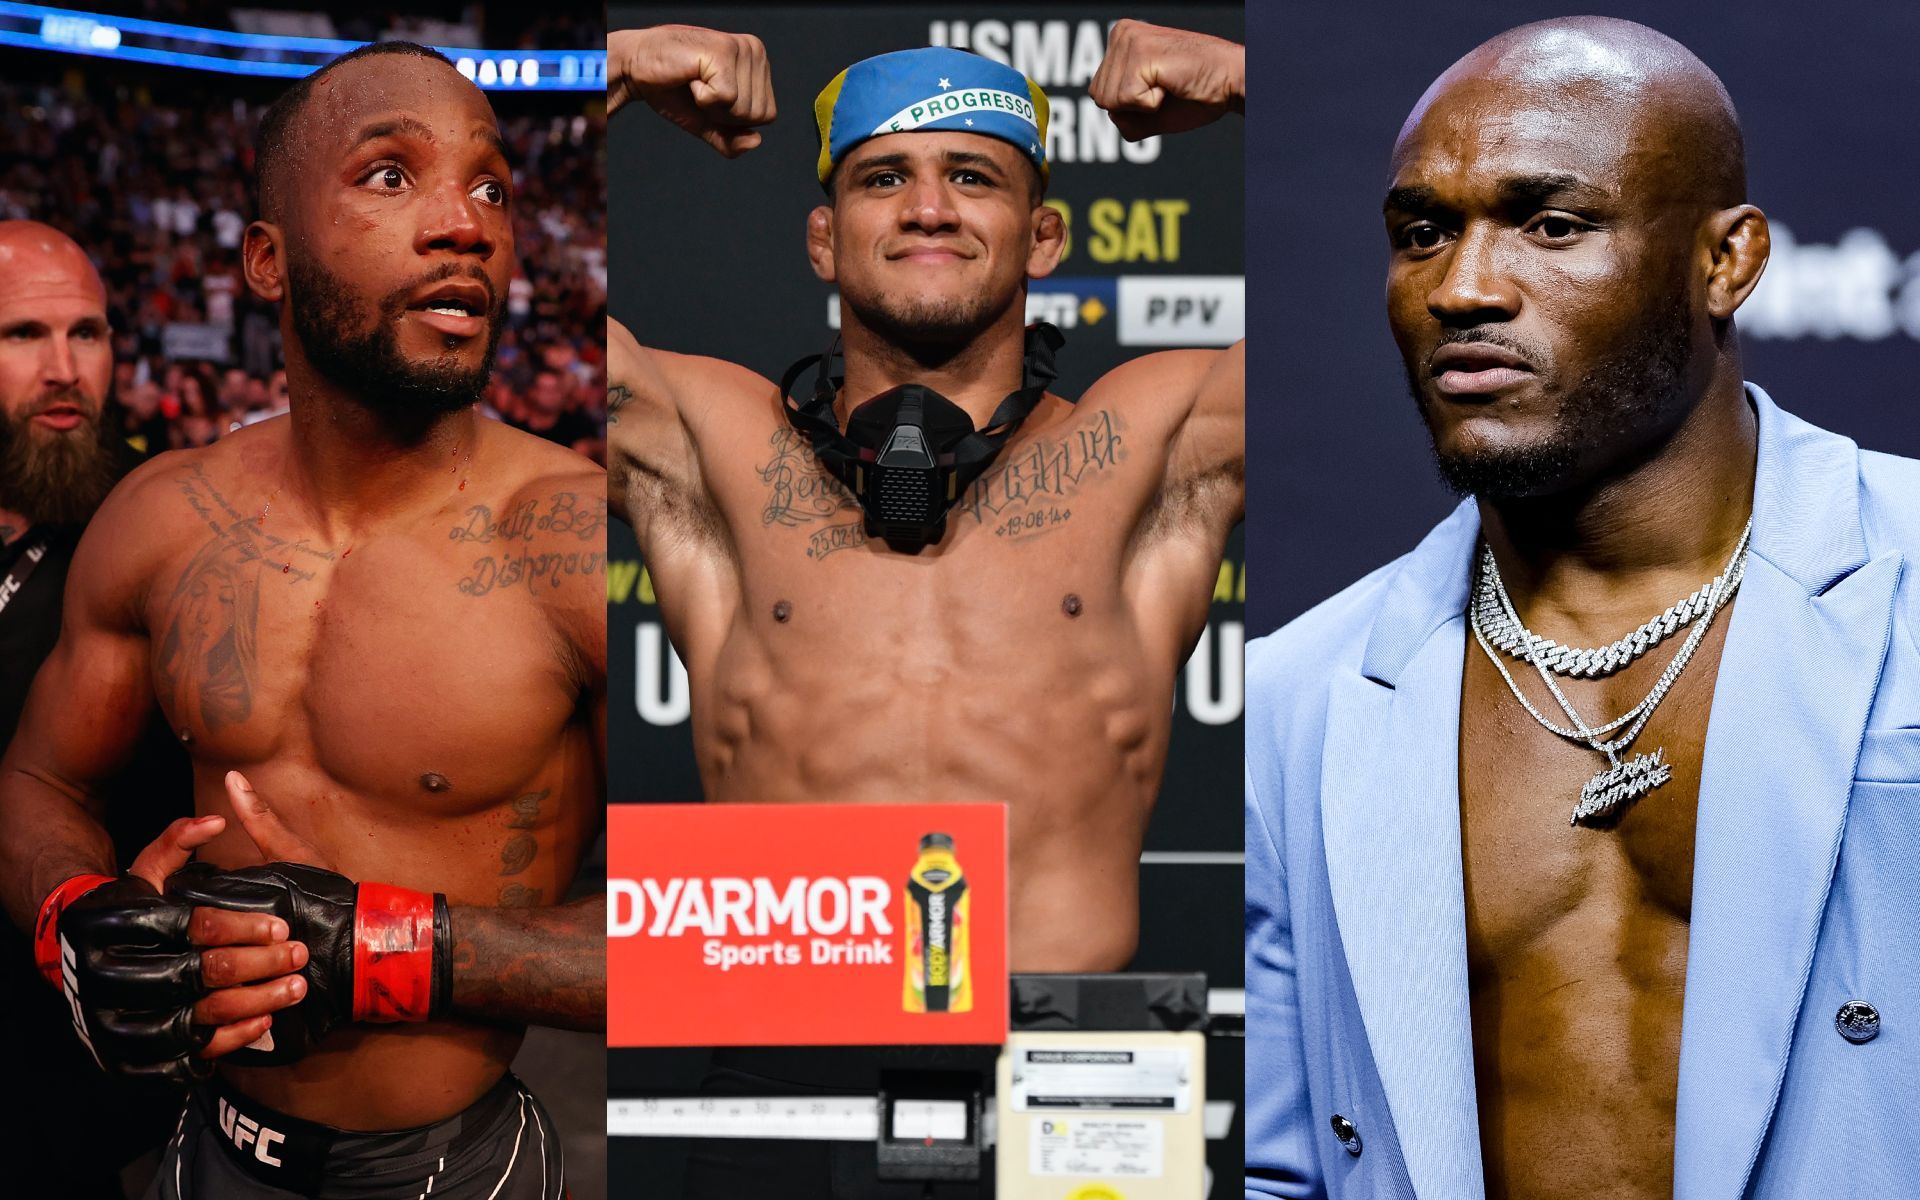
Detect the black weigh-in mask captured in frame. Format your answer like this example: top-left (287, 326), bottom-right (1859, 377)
top-left (779, 322), bottom-right (1065, 550)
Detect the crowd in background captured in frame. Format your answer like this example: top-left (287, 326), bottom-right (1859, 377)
top-left (0, 53), bottom-right (607, 462)
top-left (80, 2), bottom-right (600, 51)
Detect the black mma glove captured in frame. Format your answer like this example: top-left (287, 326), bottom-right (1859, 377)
top-left (33, 873), bottom-right (213, 1083)
top-left (166, 862), bottom-right (451, 1066)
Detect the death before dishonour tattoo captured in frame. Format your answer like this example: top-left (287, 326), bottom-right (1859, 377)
top-left (451, 491), bottom-right (607, 597)
top-left (756, 409), bottom-right (1127, 561)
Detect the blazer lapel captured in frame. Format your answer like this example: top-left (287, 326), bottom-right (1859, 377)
top-left (1322, 502), bottom-right (1488, 1200)
top-left (1674, 388), bottom-right (1901, 1199)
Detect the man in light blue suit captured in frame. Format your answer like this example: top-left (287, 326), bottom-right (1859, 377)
top-left (1246, 16), bottom-right (1920, 1200)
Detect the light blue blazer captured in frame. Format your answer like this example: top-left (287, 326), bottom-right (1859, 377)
top-left (1245, 387), bottom-right (1920, 1199)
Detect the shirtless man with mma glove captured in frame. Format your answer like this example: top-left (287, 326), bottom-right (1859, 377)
top-left (6, 41), bottom-right (605, 1198)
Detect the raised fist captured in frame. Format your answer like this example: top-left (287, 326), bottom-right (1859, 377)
top-left (1090, 20), bottom-right (1245, 142)
top-left (609, 25), bottom-right (778, 158)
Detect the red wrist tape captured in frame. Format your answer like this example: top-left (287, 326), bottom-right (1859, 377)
top-left (352, 882), bottom-right (440, 1022)
top-left (33, 874), bottom-right (116, 989)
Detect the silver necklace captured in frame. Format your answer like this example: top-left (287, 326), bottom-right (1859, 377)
top-left (1471, 547), bottom-right (1742, 678)
top-left (1469, 521), bottom-right (1752, 826)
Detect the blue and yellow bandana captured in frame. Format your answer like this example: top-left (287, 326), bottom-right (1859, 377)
top-left (813, 46), bottom-right (1049, 188)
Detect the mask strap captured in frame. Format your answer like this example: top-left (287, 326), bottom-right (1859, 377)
top-left (945, 322), bottom-right (1065, 488)
top-left (812, 332), bottom-right (842, 408)
top-left (778, 321), bottom-right (1067, 498)
top-left (779, 332), bottom-right (843, 416)
top-left (779, 334), bottom-right (862, 492)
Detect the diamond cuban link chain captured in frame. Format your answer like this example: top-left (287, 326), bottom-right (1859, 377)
top-left (1468, 519), bottom-right (1753, 826)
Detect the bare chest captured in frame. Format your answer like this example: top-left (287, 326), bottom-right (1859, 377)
top-left (1456, 619), bottom-right (1730, 974)
top-left (145, 478), bottom-right (582, 802)
top-left (689, 404), bottom-right (1164, 661)
top-left (732, 402), bottom-right (1144, 556)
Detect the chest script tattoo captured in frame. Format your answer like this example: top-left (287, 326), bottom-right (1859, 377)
top-left (756, 410), bottom-right (1127, 561)
top-left (758, 427), bottom-right (859, 529)
top-left (155, 466), bottom-right (335, 732)
top-left (451, 491), bottom-right (608, 598)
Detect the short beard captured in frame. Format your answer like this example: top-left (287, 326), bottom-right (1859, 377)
top-left (1413, 287), bottom-right (1694, 500)
top-left (844, 285), bottom-right (1017, 359)
top-left (287, 252), bottom-right (503, 430)
top-left (0, 396), bottom-right (125, 528)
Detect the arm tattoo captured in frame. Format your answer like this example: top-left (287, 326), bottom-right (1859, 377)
top-left (448, 894), bottom-right (606, 1030)
top-left (450, 491), bottom-right (609, 598)
top-left (607, 384), bottom-right (632, 425)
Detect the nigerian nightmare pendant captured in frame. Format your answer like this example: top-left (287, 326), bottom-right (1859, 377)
top-left (1572, 748), bottom-right (1673, 827)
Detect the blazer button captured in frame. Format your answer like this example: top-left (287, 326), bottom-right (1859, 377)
top-left (1836, 1000), bottom-right (1880, 1044)
top-left (1330, 1113), bottom-right (1362, 1156)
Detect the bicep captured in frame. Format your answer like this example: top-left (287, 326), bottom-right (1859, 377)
top-left (3, 544), bottom-right (157, 803)
top-left (614, 344), bottom-right (764, 586)
top-left (607, 318), bottom-right (700, 545)
top-left (1172, 341), bottom-right (1245, 520)
top-left (1088, 345), bottom-right (1245, 525)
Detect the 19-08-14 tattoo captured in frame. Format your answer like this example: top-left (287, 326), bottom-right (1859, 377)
top-left (757, 409), bottom-right (1127, 560)
top-left (450, 491), bottom-right (607, 597)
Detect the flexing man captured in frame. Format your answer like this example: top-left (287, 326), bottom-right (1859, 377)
top-left (0, 43), bottom-right (605, 1198)
top-left (608, 19), bottom-right (1244, 974)
top-left (1247, 18), bottom-right (1920, 1200)
top-left (0, 221), bottom-right (193, 1198)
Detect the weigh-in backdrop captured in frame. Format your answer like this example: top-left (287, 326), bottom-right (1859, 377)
top-left (608, 4), bottom-right (1245, 1194)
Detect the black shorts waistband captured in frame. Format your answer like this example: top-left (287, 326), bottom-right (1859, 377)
top-left (193, 1071), bottom-right (523, 1196)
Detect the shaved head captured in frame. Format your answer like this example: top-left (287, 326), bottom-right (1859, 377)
top-left (0, 221), bottom-right (106, 302)
top-left (1399, 17), bottom-right (1745, 211)
top-left (0, 221), bottom-right (121, 527)
top-left (1384, 18), bottom-right (1767, 500)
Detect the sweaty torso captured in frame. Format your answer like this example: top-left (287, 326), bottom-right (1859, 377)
top-left (137, 417), bottom-right (602, 1129)
top-left (620, 364), bottom-right (1223, 971)
top-left (1459, 606), bottom-right (1730, 1200)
